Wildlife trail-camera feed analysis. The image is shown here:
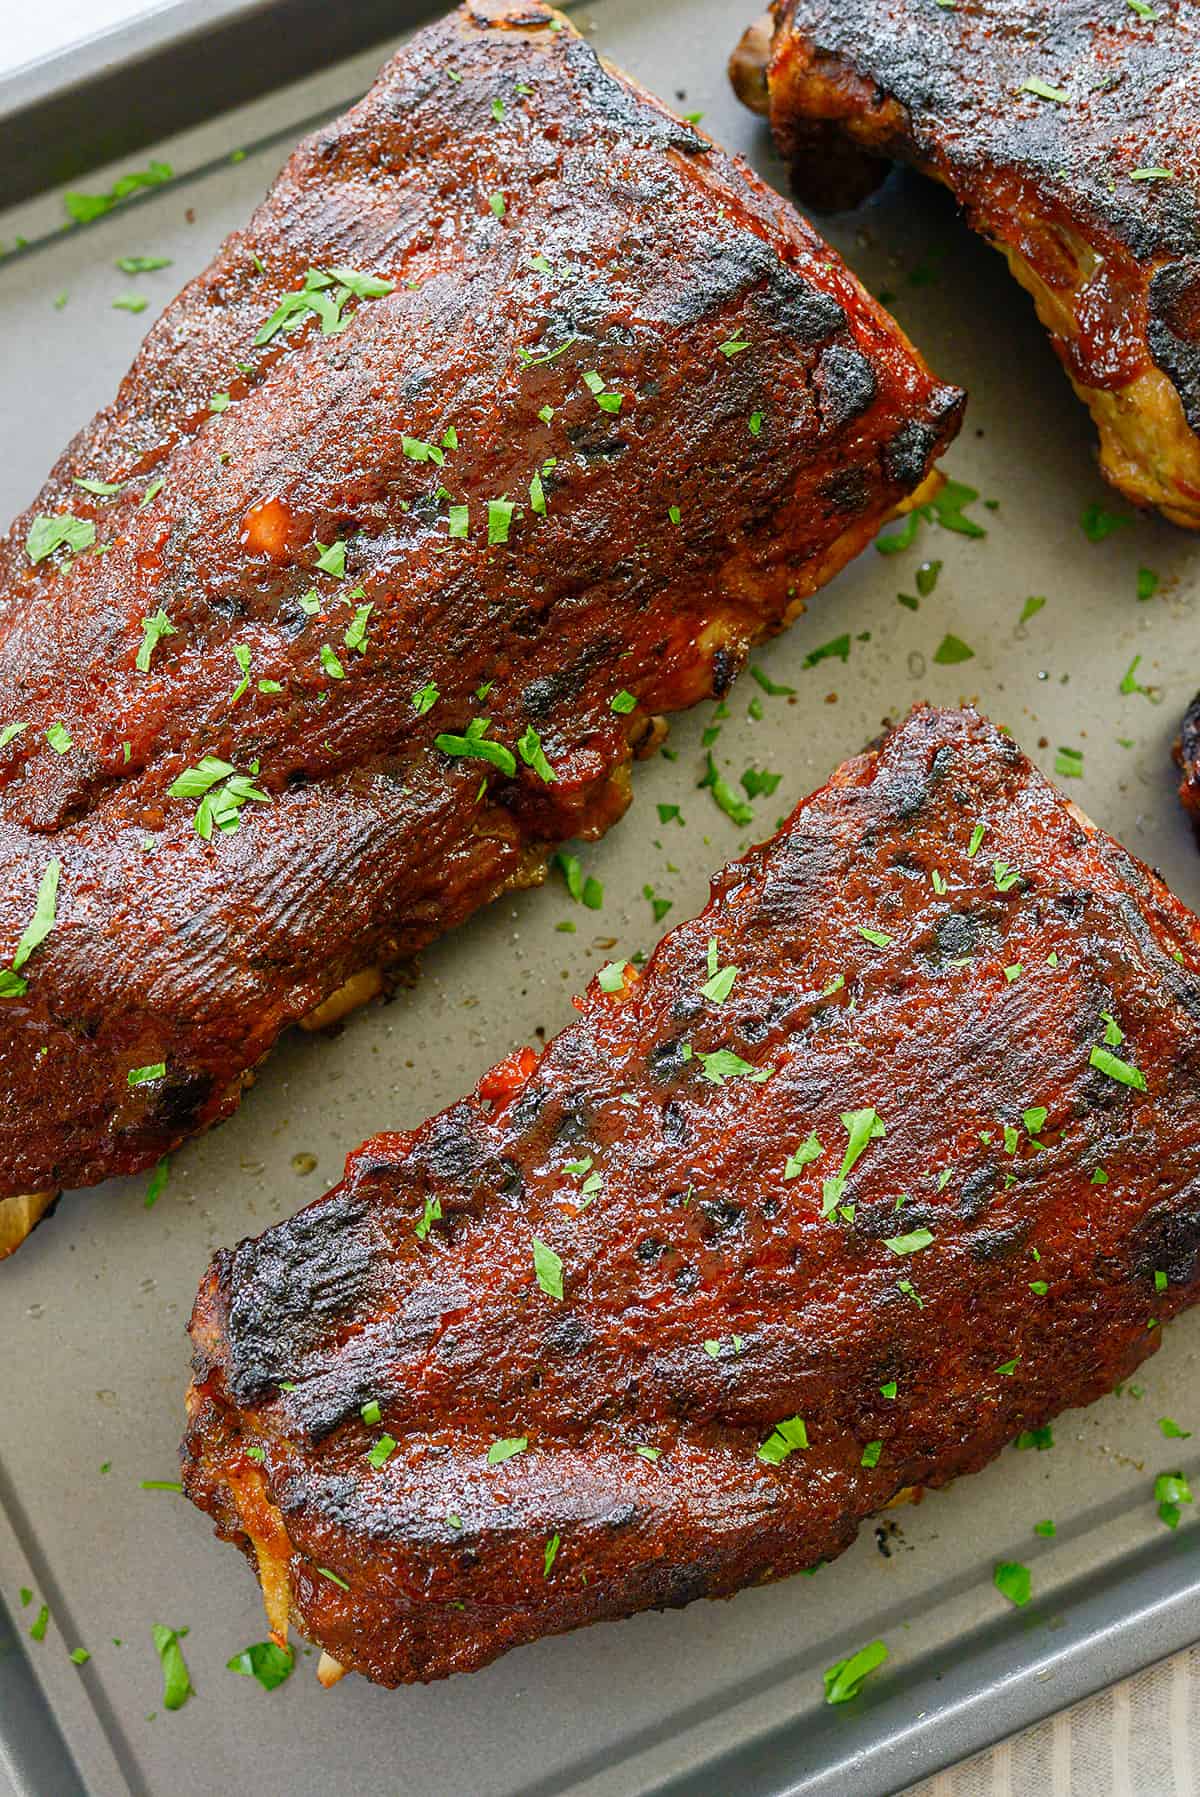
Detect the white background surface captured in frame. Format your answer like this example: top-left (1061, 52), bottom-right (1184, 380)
top-left (5, 0), bottom-right (174, 72)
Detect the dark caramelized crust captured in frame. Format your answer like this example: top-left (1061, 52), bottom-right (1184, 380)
top-left (0, 1), bottom-right (961, 1217)
top-left (183, 706), bottom-right (1200, 1688)
top-left (734, 1), bottom-right (1200, 525)
top-left (1176, 694), bottom-right (1200, 837)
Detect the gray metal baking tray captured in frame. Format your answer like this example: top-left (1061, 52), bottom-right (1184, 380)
top-left (2, 2), bottom-right (1199, 1794)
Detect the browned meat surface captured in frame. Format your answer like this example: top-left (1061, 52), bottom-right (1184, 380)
top-left (733, 1), bottom-right (1200, 526)
top-left (1177, 694), bottom-right (1200, 837)
top-left (183, 705), bottom-right (1200, 1689)
top-left (0, 0), bottom-right (962, 1246)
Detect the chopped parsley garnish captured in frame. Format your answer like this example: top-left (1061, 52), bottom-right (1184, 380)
top-left (415, 1195), bottom-right (442, 1241)
top-left (860, 1440), bottom-right (883, 1468)
top-left (64, 161), bottom-right (172, 223)
top-left (529, 472), bottom-right (547, 515)
top-left (227, 1641), bottom-right (294, 1691)
top-left (1089, 1045), bottom-right (1146, 1091)
top-left (1020, 77), bottom-right (1069, 103)
top-left (1119, 654), bottom-right (1153, 698)
top-left (1034, 1519), bottom-right (1056, 1537)
top-left (597, 960), bottom-right (627, 993)
top-left (995, 1358), bottom-right (1019, 1376)
top-left (402, 435), bottom-right (445, 466)
top-left (0, 722), bottom-right (28, 751)
top-left (487, 1436), bottom-right (528, 1465)
top-left (879, 1381), bottom-right (898, 1399)
top-left (823, 1641), bottom-right (888, 1705)
top-left (699, 752), bottom-right (753, 826)
top-left (26, 514), bottom-right (95, 564)
top-left (255, 267), bottom-right (394, 346)
top-left (555, 850), bottom-right (603, 909)
top-left (74, 476), bottom-right (126, 497)
top-left (366, 1434), bottom-right (397, 1468)
top-left (857, 926), bottom-right (892, 949)
top-left (917, 560), bottom-right (943, 597)
top-left (344, 603), bottom-right (373, 654)
top-left (968, 822), bottom-right (986, 858)
top-left (884, 1228), bottom-right (933, 1255)
top-left (487, 498), bottom-right (515, 545)
top-left (582, 370), bottom-right (623, 412)
top-left (700, 938), bottom-right (738, 1003)
top-left (1137, 566), bottom-right (1160, 601)
top-left (802, 633), bottom-right (850, 669)
top-left (152, 1624), bottom-right (193, 1710)
top-left (741, 766), bottom-right (781, 799)
top-left (45, 721), bottom-right (72, 754)
top-left (70, 1647), bottom-right (91, 1665)
top-left (543, 1533), bottom-right (561, 1577)
top-left (136, 608), bottom-right (176, 672)
top-left (932, 632), bottom-right (974, 665)
top-left (1019, 595), bottom-right (1046, 624)
top-left (684, 1046), bottom-right (772, 1086)
top-left (320, 643), bottom-right (346, 681)
top-left (209, 391), bottom-right (231, 413)
top-left (314, 538), bottom-right (347, 577)
top-left (317, 1566), bottom-right (350, 1590)
top-left (1130, 166), bottom-right (1174, 181)
top-left (993, 860), bottom-right (1020, 892)
top-left (116, 254), bottom-right (172, 274)
top-left (757, 1415), bottom-right (808, 1464)
top-left (1155, 1471), bottom-right (1193, 1529)
top-left (610, 690), bottom-right (637, 715)
top-left (411, 682), bottom-right (439, 715)
top-left (1081, 502), bottom-right (1128, 542)
top-left (361, 1399), bottom-right (381, 1425)
top-left (435, 717), bottom-right (516, 777)
top-left (144, 1157), bottom-right (169, 1209)
top-left (749, 665), bottom-right (794, 697)
top-left (993, 1561), bottom-right (1032, 1606)
top-left (1, 858), bottom-right (62, 1001)
top-left (532, 1237), bottom-right (564, 1300)
top-left (1055, 745), bottom-right (1084, 779)
top-left (1015, 1425), bottom-right (1054, 1451)
top-left (718, 336), bottom-right (751, 358)
top-left (30, 1605), bottom-right (49, 1642)
top-left (448, 504), bottom-right (470, 539)
top-left (1159, 1417), bottom-right (1191, 1439)
top-left (128, 1063), bottom-right (165, 1087)
top-left (517, 725), bottom-right (557, 783)
top-left (488, 192), bottom-right (507, 219)
top-left (821, 1109), bottom-right (885, 1217)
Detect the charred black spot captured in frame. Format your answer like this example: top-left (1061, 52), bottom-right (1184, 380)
top-left (815, 343), bottom-right (878, 429)
top-left (968, 1220), bottom-right (1031, 1263)
top-left (563, 36), bottom-right (707, 154)
top-left (957, 1165), bottom-right (995, 1221)
top-left (672, 990), bottom-right (705, 1026)
top-left (711, 645), bottom-right (739, 698)
top-left (413, 1106), bottom-right (487, 1183)
top-left (700, 1199), bottom-right (744, 1235)
top-left (673, 1262), bottom-right (700, 1293)
top-left (1149, 259), bottom-right (1200, 435)
top-left (635, 1235), bottom-right (668, 1264)
top-left (819, 465), bottom-right (871, 514)
top-left (1131, 1182), bottom-right (1200, 1287)
top-left (146, 1070), bottom-right (215, 1134)
top-left (762, 265), bottom-right (846, 345)
top-left (225, 1192), bottom-right (373, 1405)
top-left (543, 1312), bottom-right (592, 1356)
top-left (934, 911), bottom-right (980, 961)
top-left (661, 1100), bottom-right (690, 1146)
top-left (646, 1034), bottom-right (691, 1081)
top-left (654, 1561), bottom-right (709, 1608)
top-left (884, 419), bottom-right (938, 488)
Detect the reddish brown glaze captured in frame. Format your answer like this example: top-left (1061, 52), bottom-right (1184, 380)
top-left (183, 706), bottom-right (1200, 1688)
top-left (733, 1), bottom-right (1200, 522)
top-left (0, 0), bottom-right (961, 1210)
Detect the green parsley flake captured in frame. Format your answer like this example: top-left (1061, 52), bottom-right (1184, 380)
top-left (821, 1108), bottom-right (886, 1217)
top-left (487, 1436), bottom-right (528, 1465)
top-left (884, 1228), bottom-right (933, 1255)
top-left (555, 850), bottom-right (603, 909)
top-left (144, 1157), bottom-right (170, 1209)
top-left (1159, 1417), bottom-right (1191, 1440)
top-left (487, 498), bottom-right (515, 544)
top-left (488, 192), bottom-right (507, 219)
top-left (1081, 502), bottom-right (1128, 542)
top-left (315, 538), bottom-right (347, 578)
top-left (1020, 77), bottom-right (1069, 103)
top-left (1156, 1471), bottom-right (1193, 1529)
top-left (1131, 166), bottom-right (1174, 181)
top-left (7, 859), bottom-right (62, 990)
top-left (136, 608), bottom-right (177, 672)
top-left (803, 633), bottom-right (851, 669)
top-left (30, 1605), bottom-right (49, 1642)
top-left (227, 1641), bottom-right (294, 1691)
top-left (344, 603), bottom-right (373, 654)
top-left (153, 1624), bottom-right (193, 1711)
top-left (366, 1434), bottom-right (397, 1468)
top-left (316, 1567), bottom-right (350, 1590)
top-left (860, 1440), bottom-right (883, 1468)
top-left (532, 1237), bottom-right (564, 1300)
top-left (823, 1640), bottom-right (888, 1705)
top-left (1034, 1519), bottom-right (1056, 1537)
top-left (1089, 1045), bottom-right (1146, 1091)
top-left (597, 960), bottom-right (627, 994)
top-left (128, 1062), bottom-right (165, 1088)
top-left (255, 267), bottom-right (394, 347)
top-left (361, 1399), bottom-right (381, 1425)
top-left (993, 1561), bottom-right (1032, 1606)
top-left (880, 1381), bottom-right (898, 1399)
top-left (933, 632), bottom-right (975, 665)
top-left (517, 725), bottom-right (557, 783)
top-left (27, 514), bottom-right (96, 564)
top-left (543, 1533), bottom-right (561, 1577)
top-left (758, 1415), bottom-right (809, 1465)
top-left (785, 1133), bottom-right (824, 1178)
top-left (686, 1046), bottom-right (772, 1086)
top-left (116, 255), bottom-right (172, 274)
top-left (700, 938), bottom-right (739, 1003)
top-left (411, 682), bottom-right (439, 715)
top-left (610, 689), bottom-right (637, 715)
top-left (857, 926), bottom-right (892, 949)
top-left (436, 718), bottom-right (517, 777)
top-left (1016, 1425), bottom-right (1054, 1451)
top-left (1055, 745), bottom-right (1084, 779)
top-left (699, 751), bottom-right (754, 826)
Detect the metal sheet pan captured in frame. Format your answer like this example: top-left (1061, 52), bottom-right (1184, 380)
top-left (1, 3), bottom-right (1198, 1793)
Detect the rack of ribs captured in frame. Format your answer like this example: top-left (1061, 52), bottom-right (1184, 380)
top-left (0, 0), bottom-right (963, 1254)
top-left (731, 1), bottom-right (1200, 527)
top-left (183, 705), bottom-right (1200, 1689)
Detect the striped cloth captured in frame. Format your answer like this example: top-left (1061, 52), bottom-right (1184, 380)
top-left (907, 1648), bottom-right (1199, 1794)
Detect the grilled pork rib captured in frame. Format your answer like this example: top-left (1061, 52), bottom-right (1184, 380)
top-left (1178, 695), bottom-right (1200, 839)
top-left (0, 1), bottom-right (961, 1249)
top-left (184, 706), bottom-right (1200, 1689)
top-left (732, 1), bottom-right (1200, 527)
